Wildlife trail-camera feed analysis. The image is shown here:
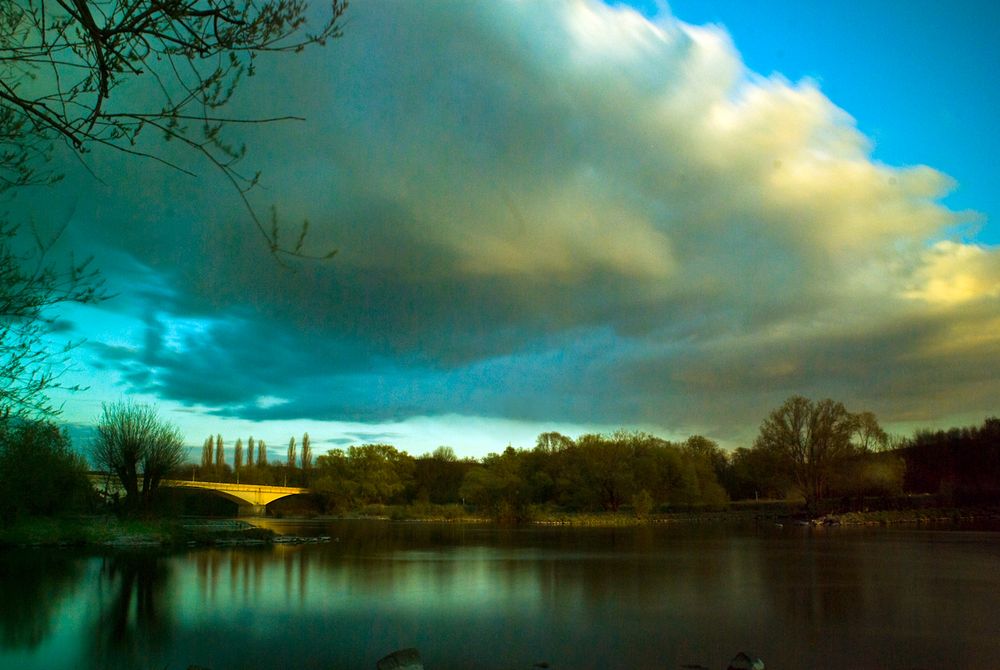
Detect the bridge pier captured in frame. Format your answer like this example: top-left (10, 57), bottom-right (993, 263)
top-left (238, 504), bottom-right (267, 517)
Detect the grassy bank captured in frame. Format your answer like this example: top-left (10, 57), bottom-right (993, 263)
top-left (0, 516), bottom-right (275, 548)
top-left (373, 500), bottom-right (1000, 528)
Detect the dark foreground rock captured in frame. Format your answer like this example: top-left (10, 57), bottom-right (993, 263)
top-left (377, 648), bottom-right (424, 669)
top-left (726, 651), bottom-right (765, 670)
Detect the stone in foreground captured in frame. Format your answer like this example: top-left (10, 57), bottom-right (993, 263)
top-left (377, 647), bottom-right (424, 670)
top-left (727, 651), bottom-right (765, 670)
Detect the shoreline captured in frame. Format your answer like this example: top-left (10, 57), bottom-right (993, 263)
top-left (0, 516), bottom-right (280, 550)
top-left (4, 504), bottom-right (1000, 549)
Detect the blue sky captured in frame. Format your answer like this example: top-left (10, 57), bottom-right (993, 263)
top-left (658, 0), bottom-right (1000, 244)
top-left (9, 0), bottom-right (999, 460)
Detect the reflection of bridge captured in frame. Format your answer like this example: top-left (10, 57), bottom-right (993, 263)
top-left (161, 481), bottom-right (310, 516)
top-left (88, 473), bottom-right (309, 516)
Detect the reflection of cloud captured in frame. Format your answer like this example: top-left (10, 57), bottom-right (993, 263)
top-left (20, 0), bottom-right (999, 439)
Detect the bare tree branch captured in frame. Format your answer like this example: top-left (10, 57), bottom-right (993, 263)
top-left (0, 0), bottom-right (346, 258)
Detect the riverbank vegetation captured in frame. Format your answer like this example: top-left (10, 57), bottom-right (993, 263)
top-left (1, 395), bottom-right (999, 531)
top-left (0, 516), bottom-right (279, 548)
top-left (0, 417), bottom-right (94, 524)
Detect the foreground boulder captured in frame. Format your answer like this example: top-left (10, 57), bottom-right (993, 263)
top-left (727, 651), bottom-right (765, 670)
top-left (377, 648), bottom-right (424, 670)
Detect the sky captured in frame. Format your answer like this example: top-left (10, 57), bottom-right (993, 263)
top-left (8, 0), bottom-right (999, 460)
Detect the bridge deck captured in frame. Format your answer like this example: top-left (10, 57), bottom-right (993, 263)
top-left (162, 480), bottom-right (309, 495)
top-left (88, 474), bottom-right (308, 512)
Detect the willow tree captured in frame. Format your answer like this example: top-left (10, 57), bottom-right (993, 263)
top-left (92, 400), bottom-right (184, 512)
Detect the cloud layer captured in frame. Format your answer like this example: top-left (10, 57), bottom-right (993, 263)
top-left (18, 0), bottom-right (999, 445)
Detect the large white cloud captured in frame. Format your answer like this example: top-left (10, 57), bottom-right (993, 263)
top-left (15, 0), bottom-right (998, 444)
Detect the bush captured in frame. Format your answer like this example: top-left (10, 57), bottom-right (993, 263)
top-left (0, 418), bottom-right (93, 523)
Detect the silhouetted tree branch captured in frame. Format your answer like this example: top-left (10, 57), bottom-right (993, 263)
top-left (0, 218), bottom-right (107, 417)
top-left (0, 0), bottom-right (346, 258)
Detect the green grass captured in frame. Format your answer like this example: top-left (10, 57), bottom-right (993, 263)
top-left (0, 516), bottom-right (157, 547)
top-left (0, 515), bottom-right (276, 548)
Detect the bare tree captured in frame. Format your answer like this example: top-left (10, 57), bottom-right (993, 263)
top-left (246, 436), bottom-right (255, 467)
top-left (1, 0), bottom-right (347, 258)
top-left (91, 400), bottom-right (184, 512)
top-left (257, 439), bottom-right (266, 465)
top-left (851, 411), bottom-right (889, 453)
top-left (287, 435), bottom-right (296, 469)
top-left (754, 396), bottom-right (856, 511)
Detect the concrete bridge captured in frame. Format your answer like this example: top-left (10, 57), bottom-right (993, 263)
top-left (161, 480), bottom-right (309, 516)
top-left (89, 473), bottom-right (309, 516)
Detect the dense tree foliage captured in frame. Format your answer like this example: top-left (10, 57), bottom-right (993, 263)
top-left (410, 446), bottom-right (473, 505)
top-left (899, 418), bottom-right (1000, 503)
top-left (456, 432), bottom-right (730, 521)
top-left (164, 406), bottom-right (998, 521)
top-left (0, 416), bottom-right (91, 523)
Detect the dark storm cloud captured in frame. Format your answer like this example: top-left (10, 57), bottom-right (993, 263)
top-left (16, 0), bottom-right (1000, 439)
top-left (46, 319), bottom-right (76, 334)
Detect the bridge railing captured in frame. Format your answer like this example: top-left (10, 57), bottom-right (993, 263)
top-left (161, 480), bottom-right (309, 494)
top-left (87, 472), bottom-right (309, 495)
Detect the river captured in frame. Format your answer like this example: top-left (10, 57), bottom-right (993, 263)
top-left (1, 520), bottom-right (998, 669)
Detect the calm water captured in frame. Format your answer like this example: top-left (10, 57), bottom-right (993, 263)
top-left (1, 520), bottom-right (998, 669)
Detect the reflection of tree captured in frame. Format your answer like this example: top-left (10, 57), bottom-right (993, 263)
top-left (88, 552), bottom-right (174, 670)
top-left (0, 550), bottom-right (83, 649)
top-left (753, 534), bottom-right (866, 639)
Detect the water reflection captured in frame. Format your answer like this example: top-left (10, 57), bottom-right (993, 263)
top-left (1, 523), bottom-right (999, 669)
top-left (0, 550), bottom-right (82, 649)
top-left (88, 553), bottom-right (174, 669)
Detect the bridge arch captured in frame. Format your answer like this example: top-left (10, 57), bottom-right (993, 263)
top-left (161, 480), bottom-right (309, 516)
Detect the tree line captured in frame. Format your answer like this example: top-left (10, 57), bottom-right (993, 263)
top-left (2, 395), bottom-right (999, 525)
top-left (193, 432), bottom-right (315, 487)
top-left (283, 397), bottom-right (1000, 519)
